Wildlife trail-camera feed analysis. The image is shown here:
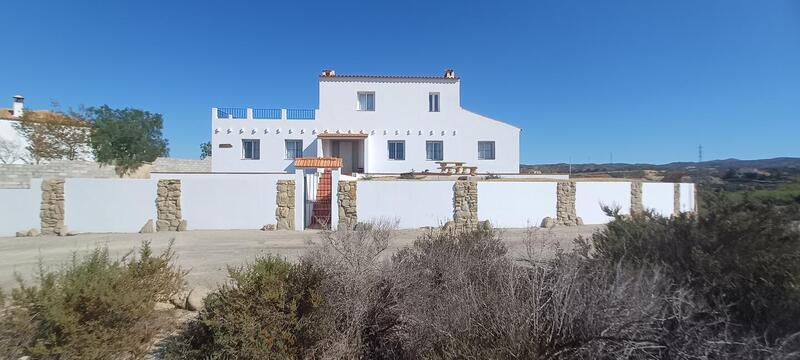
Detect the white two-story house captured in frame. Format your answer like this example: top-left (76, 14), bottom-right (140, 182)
top-left (211, 69), bottom-right (521, 174)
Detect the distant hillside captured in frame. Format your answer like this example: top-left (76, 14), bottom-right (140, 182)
top-left (521, 157), bottom-right (800, 175)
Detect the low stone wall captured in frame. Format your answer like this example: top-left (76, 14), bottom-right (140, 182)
top-left (453, 180), bottom-right (478, 230)
top-left (156, 179), bottom-right (184, 231)
top-left (556, 181), bottom-right (582, 226)
top-left (40, 179), bottom-right (65, 235)
top-left (276, 180), bottom-right (295, 230)
top-left (338, 180), bottom-right (357, 230)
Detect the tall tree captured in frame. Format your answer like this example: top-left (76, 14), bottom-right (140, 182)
top-left (200, 141), bottom-right (212, 159)
top-left (88, 106), bottom-right (169, 175)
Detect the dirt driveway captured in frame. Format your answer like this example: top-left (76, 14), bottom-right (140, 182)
top-left (0, 226), bottom-right (602, 291)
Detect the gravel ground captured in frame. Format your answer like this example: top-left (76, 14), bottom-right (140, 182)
top-left (0, 225), bottom-right (603, 291)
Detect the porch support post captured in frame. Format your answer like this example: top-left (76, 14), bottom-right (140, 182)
top-left (294, 168), bottom-right (305, 230)
top-left (330, 168), bottom-right (341, 230)
top-left (362, 137), bottom-right (370, 174)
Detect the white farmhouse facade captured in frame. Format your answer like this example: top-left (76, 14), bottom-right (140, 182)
top-left (211, 69), bottom-right (521, 174)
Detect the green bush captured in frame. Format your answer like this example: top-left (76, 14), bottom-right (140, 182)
top-left (163, 255), bottom-right (325, 359)
top-left (0, 241), bottom-right (185, 359)
top-left (586, 194), bottom-right (800, 341)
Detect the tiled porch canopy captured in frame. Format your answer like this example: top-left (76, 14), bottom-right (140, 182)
top-left (316, 131), bottom-right (368, 139)
top-left (294, 157), bottom-right (343, 169)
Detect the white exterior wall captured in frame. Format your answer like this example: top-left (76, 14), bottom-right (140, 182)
top-left (576, 182), bottom-right (631, 224)
top-left (152, 173), bottom-right (293, 230)
top-left (0, 179), bottom-right (42, 236)
top-left (64, 179), bottom-right (157, 233)
top-left (0, 119), bottom-right (30, 164)
top-left (642, 182), bottom-right (675, 217)
top-left (212, 77), bottom-right (520, 174)
top-left (679, 183), bottom-right (696, 212)
top-left (477, 182), bottom-right (557, 228)
top-left (357, 180), bottom-right (454, 228)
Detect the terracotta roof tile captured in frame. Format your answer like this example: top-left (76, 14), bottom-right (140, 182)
top-left (294, 157), bottom-right (342, 169)
top-left (0, 109), bottom-right (89, 126)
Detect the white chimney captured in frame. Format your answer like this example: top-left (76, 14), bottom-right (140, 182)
top-left (444, 69), bottom-right (455, 78)
top-left (12, 95), bottom-right (24, 118)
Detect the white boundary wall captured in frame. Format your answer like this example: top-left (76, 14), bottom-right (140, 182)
top-left (64, 179), bottom-right (158, 233)
top-left (152, 173), bottom-right (293, 230)
top-left (478, 182), bottom-right (557, 228)
top-left (576, 182), bottom-right (631, 224)
top-left (642, 183), bottom-right (675, 217)
top-left (0, 179), bottom-right (42, 235)
top-left (357, 180), bottom-right (454, 228)
top-left (680, 183), bottom-right (696, 212)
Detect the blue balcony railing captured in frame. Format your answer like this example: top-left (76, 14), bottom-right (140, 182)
top-left (287, 109), bottom-right (315, 120)
top-left (253, 108), bottom-right (282, 119)
top-left (216, 107), bottom-right (247, 119)
top-left (214, 107), bottom-right (316, 120)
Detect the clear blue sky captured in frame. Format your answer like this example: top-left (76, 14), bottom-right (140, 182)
top-left (3, 0), bottom-right (798, 164)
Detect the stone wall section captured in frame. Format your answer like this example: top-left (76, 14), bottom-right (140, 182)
top-left (338, 180), bottom-right (357, 230)
top-left (630, 181), bottom-right (643, 216)
top-left (156, 179), bottom-right (183, 231)
top-left (276, 180), bottom-right (295, 230)
top-left (40, 179), bottom-right (65, 235)
top-left (453, 180), bottom-right (478, 230)
top-left (556, 181), bottom-right (582, 226)
top-left (673, 183), bottom-right (681, 216)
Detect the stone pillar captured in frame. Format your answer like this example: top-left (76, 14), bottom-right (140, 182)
top-left (276, 180), bottom-right (295, 230)
top-left (673, 183), bottom-right (681, 216)
top-left (156, 179), bottom-right (184, 231)
top-left (338, 180), bottom-right (357, 230)
top-left (453, 180), bottom-right (478, 230)
top-left (40, 179), bottom-right (65, 235)
top-left (630, 181), bottom-right (643, 216)
top-left (556, 181), bottom-right (582, 226)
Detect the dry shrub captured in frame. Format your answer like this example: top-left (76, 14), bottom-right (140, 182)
top-left (162, 255), bottom-right (325, 359)
top-left (587, 194), bottom-right (800, 343)
top-left (301, 219), bottom-right (402, 359)
top-left (0, 240), bottom-right (185, 359)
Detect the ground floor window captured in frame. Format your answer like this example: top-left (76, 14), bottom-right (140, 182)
top-left (426, 141), bottom-right (444, 161)
top-left (478, 141), bottom-right (495, 160)
top-left (242, 139), bottom-right (260, 160)
top-left (388, 140), bottom-right (405, 160)
top-left (285, 139), bottom-right (303, 159)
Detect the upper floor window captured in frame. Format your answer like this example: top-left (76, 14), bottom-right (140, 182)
top-left (242, 139), bottom-right (260, 160)
top-left (285, 139), bottom-right (303, 159)
top-left (388, 140), bottom-right (405, 160)
top-left (357, 92), bottom-right (375, 111)
top-left (426, 141), bottom-right (444, 161)
top-left (478, 141), bottom-right (495, 160)
top-left (429, 92), bottom-right (440, 112)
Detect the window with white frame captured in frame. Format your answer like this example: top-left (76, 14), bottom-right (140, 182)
top-left (357, 92), bottom-right (375, 111)
top-left (242, 139), bottom-right (260, 160)
top-left (478, 141), bottom-right (495, 160)
top-left (429, 92), bottom-right (440, 112)
top-left (285, 139), bottom-right (303, 159)
top-left (388, 140), bottom-right (405, 160)
top-left (426, 141), bottom-right (443, 161)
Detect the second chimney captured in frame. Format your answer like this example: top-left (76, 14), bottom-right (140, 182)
top-left (12, 95), bottom-right (24, 118)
